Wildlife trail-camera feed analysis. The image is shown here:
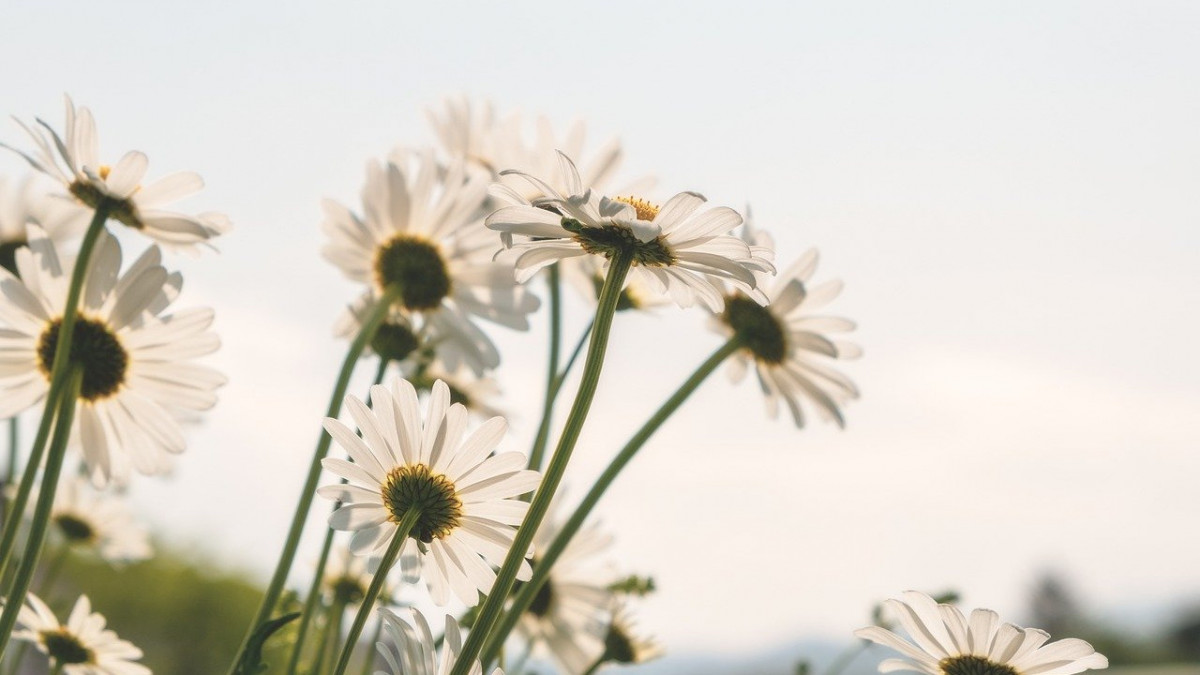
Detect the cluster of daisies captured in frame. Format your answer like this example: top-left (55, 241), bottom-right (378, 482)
top-left (0, 94), bottom-right (1108, 675)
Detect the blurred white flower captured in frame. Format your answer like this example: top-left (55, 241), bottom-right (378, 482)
top-left (376, 608), bottom-right (500, 675)
top-left (50, 476), bottom-right (152, 564)
top-left (12, 593), bottom-right (150, 675)
top-left (0, 175), bottom-right (88, 275)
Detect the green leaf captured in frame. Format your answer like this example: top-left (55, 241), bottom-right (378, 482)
top-left (234, 612), bottom-right (300, 674)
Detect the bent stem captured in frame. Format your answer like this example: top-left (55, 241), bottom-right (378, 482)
top-left (330, 510), bottom-right (420, 675)
top-left (228, 286), bottom-right (401, 675)
top-left (0, 369), bottom-right (82, 658)
top-left (479, 337), bottom-right (742, 663)
top-left (526, 264), bottom-right (562, 473)
top-left (453, 250), bottom-right (634, 675)
top-left (0, 203), bottom-right (110, 584)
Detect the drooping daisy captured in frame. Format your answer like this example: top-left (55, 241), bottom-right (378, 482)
top-left (486, 153), bottom-right (773, 312)
top-left (711, 218), bottom-right (859, 427)
top-left (4, 95), bottom-right (228, 249)
top-left (515, 504), bottom-right (616, 675)
top-left (0, 226), bottom-right (225, 484)
top-left (596, 602), bottom-right (662, 669)
top-left (0, 175), bottom-right (87, 275)
top-left (12, 593), bottom-right (150, 675)
top-left (855, 591), bottom-right (1109, 675)
top-left (375, 608), bottom-right (501, 675)
top-left (321, 151), bottom-right (539, 376)
top-left (318, 379), bottom-right (541, 606)
top-left (49, 476), bottom-right (152, 564)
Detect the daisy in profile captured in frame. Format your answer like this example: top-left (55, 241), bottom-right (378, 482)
top-left (711, 218), bottom-right (859, 427)
top-left (4, 95), bottom-right (228, 249)
top-left (376, 608), bottom-right (500, 675)
top-left (318, 378), bottom-right (541, 606)
top-left (596, 602), bottom-right (662, 669)
top-left (0, 226), bottom-right (225, 484)
top-left (49, 476), bottom-right (152, 564)
top-left (0, 175), bottom-right (88, 276)
top-left (12, 593), bottom-right (150, 674)
top-left (321, 151), bottom-right (539, 376)
top-left (855, 591), bottom-right (1108, 675)
top-left (486, 152), bottom-right (773, 311)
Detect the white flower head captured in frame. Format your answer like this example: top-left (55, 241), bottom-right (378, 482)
top-left (318, 378), bottom-right (541, 606)
top-left (855, 591), bottom-right (1109, 675)
top-left (322, 150), bottom-right (539, 376)
top-left (0, 226), bottom-right (226, 485)
top-left (375, 608), bottom-right (501, 675)
top-left (711, 217), bottom-right (859, 428)
top-left (0, 174), bottom-right (89, 275)
top-left (4, 95), bottom-right (228, 250)
top-left (486, 152), bottom-right (774, 312)
top-left (598, 601), bottom-right (662, 667)
top-left (50, 476), bottom-right (153, 564)
top-left (12, 593), bottom-right (150, 675)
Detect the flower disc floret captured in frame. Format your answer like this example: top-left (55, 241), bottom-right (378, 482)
top-left (41, 629), bottom-right (94, 664)
top-left (371, 320), bottom-right (421, 363)
top-left (381, 464), bottom-right (463, 543)
top-left (374, 235), bottom-right (453, 311)
top-left (941, 656), bottom-right (1020, 675)
top-left (722, 295), bottom-right (787, 364)
top-left (36, 315), bottom-right (128, 401)
top-left (53, 514), bottom-right (97, 544)
top-left (561, 218), bottom-right (676, 267)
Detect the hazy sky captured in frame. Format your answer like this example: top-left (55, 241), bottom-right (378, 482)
top-left (2, 0), bottom-right (1198, 663)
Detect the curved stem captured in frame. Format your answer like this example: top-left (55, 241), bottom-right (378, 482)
top-left (526, 264), bottom-right (562, 473)
top-left (0, 203), bottom-right (109, 584)
top-left (479, 337), bottom-right (742, 663)
top-left (0, 369), bottom-right (82, 658)
top-left (453, 250), bottom-right (634, 675)
top-left (228, 287), bottom-right (401, 675)
top-left (286, 358), bottom-right (391, 675)
top-left (331, 510), bottom-right (420, 675)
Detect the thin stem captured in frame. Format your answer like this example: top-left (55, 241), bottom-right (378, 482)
top-left (228, 286), bottom-right (401, 675)
top-left (480, 337), bottom-right (742, 663)
top-left (0, 369), bottom-right (82, 658)
top-left (555, 318), bottom-right (593, 393)
top-left (0, 203), bottom-right (109, 585)
top-left (356, 617), bottom-right (383, 675)
top-left (1, 417), bottom-right (17, 523)
top-left (526, 264), bottom-right (562, 473)
top-left (286, 358), bottom-right (391, 675)
top-left (310, 599), bottom-right (347, 675)
top-left (453, 250), bottom-right (634, 675)
top-left (36, 542), bottom-right (70, 596)
top-left (331, 510), bottom-right (420, 675)
top-left (580, 658), bottom-right (603, 675)
top-left (49, 662), bottom-right (64, 675)
top-left (824, 639), bottom-right (871, 675)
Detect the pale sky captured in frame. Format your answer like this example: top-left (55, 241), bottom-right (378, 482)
top-left (1, 0), bottom-right (1198, 664)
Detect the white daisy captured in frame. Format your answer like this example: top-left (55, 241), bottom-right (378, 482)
top-left (321, 151), bottom-right (539, 376)
top-left (318, 378), bottom-right (541, 606)
top-left (0, 226), bottom-right (225, 484)
top-left (560, 252), bottom-right (669, 313)
top-left (486, 153), bottom-right (773, 312)
top-left (711, 219), bottom-right (859, 427)
top-left (515, 505), bottom-right (616, 675)
top-left (322, 550), bottom-right (393, 607)
top-left (12, 593), bottom-right (150, 675)
top-left (855, 591), bottom-right (1109, 675)
top-left (597, 602), bottom-right (662, 668)
top-left (4, 95), bottom-right (228, 249)
top-left (49, 476), bottom-right (152, 564)
top-left (375, 608), bottom-right (500, 675)
top-left (425, 96), bottom-right (520, 180)
top-left (0, 175), bottom-right (87, 275)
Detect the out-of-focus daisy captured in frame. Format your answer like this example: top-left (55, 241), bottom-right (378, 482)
top-left (318, 379), bottom-right (541, 605)
top-left (0, 175), bottom-right (87, 275)
top-left (561, 252), bottom-right (668, 313)
top-left (596, 602), bottom-right (662, 669)
top-left (12, 593), bottom-right (150, 675)
top-left (4, 95), bottom-right (228, 249)
top-left (515, 505), bottom-right (615, 674)
top-left (376, 608), bottom-right (500, 675)
top-left (321, 152), bottom-right (538, 375)
top-left (49, 476), bottom-right (152, 564)
top-left (711, 219), bottom-right (859, 427)
top-left (405, 364), bottom-right (503, 420)
top-left (0, 226), bottom-right (225, 484)
top-left (425, 96), bottom-right (520, 180)
top-left (855, 591), bottom-right (1109, 675)
top-left (322, 550), bottom-right (394, 607)
top-left (487, 153), bottom-right (773, 311)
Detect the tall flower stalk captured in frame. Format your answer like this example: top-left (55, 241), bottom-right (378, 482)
top-left (451, 248), bottom-right (634, 675)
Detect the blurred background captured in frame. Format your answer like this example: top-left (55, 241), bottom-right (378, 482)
top-left (1, 1), bottom-right (1198, 673)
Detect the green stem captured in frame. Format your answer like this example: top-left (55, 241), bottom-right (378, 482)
top-left (228, 287), bottom-right (401, 675)
top-left (0, 369), bottom-right (82, 659)
top-left (555, 318), bottom-right (593, 393)
top-left (357, 617), bottom-right (383, 675)
top-left (286, 358), bottom-right (391, 675)
top-left (310, 598), bottom-right (347, 675)
top-left (331, 510), bottom-right (420, 675)
top-left (36, 542), bottom-right (70, 597)
top-left (453, 250), bottom-right (634, 675)
top-left (0, 203), bottom-right (109, 585)
top-left (49, 662), bottom-right (64, 675)
top-left (526, 264), bottom-right (562, 473)
top-left (1, 418), bottom-right (17, 522)
top-left (581, 658), bottom-right (603, 675)
top-left (479, 337), bottom-right (742, 663)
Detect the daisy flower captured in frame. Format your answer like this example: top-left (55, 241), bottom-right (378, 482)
top-left (322, 550), bottom-right (394, 607)
top-left (486, 153), bottom-right (773, 312)
top-left (711, 218), bottom-right (859, 427)
top-left (49, 476), bottom-right (152, 564)
top-left (0, 175), bottom-right (87, 275)
top-left (318, 378), bottom-right (541, 606)
top-left (855, 591), bottom-right (1109, 675)
top-left (425, 96), bottom-right (519, 180)
top-left (4, 95), bottom-right (228, 249)
top-left (12, 593), bottom-right (150, 675)
top-left (0, 226), bottom-right (225, 484)
top-left (560, 252), bottom-right (669, 313)
top-left (596, 602), bottom-right (662, 668)
top-left (321, 151), bottom-right (539, 376)
top-left (376, 608), bottom-right (500, 675)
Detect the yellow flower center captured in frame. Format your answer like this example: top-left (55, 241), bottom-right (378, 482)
top-left (97, 164), bottom-right (112, 181)
top-left (613, 196), bottom-right (660, 221)
top-left (380, 463), bottom-right (463, 543)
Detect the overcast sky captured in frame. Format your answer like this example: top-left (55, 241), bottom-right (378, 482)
top-left (2, 0), bottom-right (1198, 663)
